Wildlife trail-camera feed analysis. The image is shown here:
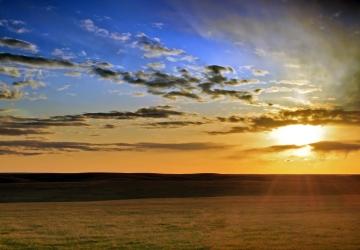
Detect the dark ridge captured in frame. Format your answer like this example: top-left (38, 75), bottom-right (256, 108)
top-left (0, 173), bottom-right (359, 202)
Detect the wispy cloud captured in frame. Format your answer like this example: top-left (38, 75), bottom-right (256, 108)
top-left (0, 19), bottom-right (30, 33)
top-left (211, 108), bottom-right (360, 135)
top-left (80, 19), bottom-right (131, 42)
top-left (0, 140), bottom-right (232, 156)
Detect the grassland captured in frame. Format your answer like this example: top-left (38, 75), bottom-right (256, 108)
top-left (0, 195), bottom-right (359, 249)
top-left (0, 174), bottom-right (359, 249)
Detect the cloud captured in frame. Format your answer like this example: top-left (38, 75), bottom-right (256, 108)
top-left (0, 50), bottom-right (260, 103)
top-left (241, 141), bottom-right (360, 156)
top-left (0, 19), bottom-right (30, 33)
top-left (127, 142), bottom-right (231, 151)
top-left (163, 90), bottom-right (201, 100)
top-left (134, 33), bottom-right (184, 58)
top-left (64, 71), bottom-right (81, 77)
top-left (0, 114), bottom-right (88, 136)
top-left (203, 87), bottom-right (254, 102)
top-left (0, 105), bottom-right (191, 136)
top-left (244, 144), bottom-right (303, 154)
top-left (80, 19), bottom-right (131, 42)
top-left (12, 80), bottom-right (46, 89)
top-left (57, 84), bottom-right (71, 91)
top-left (0, 148), bottom-right (41, 156)
top-left (311, 141), bottom-right (360, 154)
top-left (194, 65), bottom-right (258, 102)
top-left (208, 126), bottom-right (250, 135)
top-left (174, 0), bottom-right (360, 108)
top-left (82, 105), bottom-right (187, 119)
top-left (51, 48), bottom-right (75, 60)
top-left (144, 120), bottom-right (207, 128)
top-left (123, 69), bottom-right (198, 91)
top-left (0, 127), bottom-right (48, 136)
top-left (211, 108), bottom-right (360, 134)
top-left (251, 68), bottom-right (269, 76)
top-left (206, 65), bottom-right (233, 75)
top-left (0, 37), bottom-right (38, 52)
top-left (0, 66), bottom-right (20, 77)
top-left (0, 140), bottom-right (232, 155)
top-left (103, 124), bottom-right (115, 129)
top-left (120, 66), bottom-right (257, 102)
top-left (152, 22), bottom-right (164, 29)
top-left (166, 55), bottom-right (198, 62)
top-left (0, 52), bottom-right (75, 68)
top-left (0, 83), bottom-right (23, 100)
top-left (92, 66), bottom-right (121, 81)
top-left (147, 62), bottom-right (165, 70)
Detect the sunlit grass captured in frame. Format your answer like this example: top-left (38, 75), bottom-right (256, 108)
top-left (0, 195), bottom-right (359, 249)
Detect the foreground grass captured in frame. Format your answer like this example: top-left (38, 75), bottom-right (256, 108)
top-left (0, 195), bottom-right (359, 249)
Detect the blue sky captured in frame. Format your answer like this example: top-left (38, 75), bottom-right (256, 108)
top-left (0, 0), bottom-right (277, 116)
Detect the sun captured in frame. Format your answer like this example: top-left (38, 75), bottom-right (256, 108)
top-left (271, 125), bottom-right (324, 146)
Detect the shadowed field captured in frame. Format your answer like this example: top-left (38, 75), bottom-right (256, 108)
top-left (0, 174), bottom-right (359, 202)
top-left (0, 174), bottom-right (359, 249)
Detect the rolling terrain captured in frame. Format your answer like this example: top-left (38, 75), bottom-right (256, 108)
top-left (0, 174), bottom-right (359, 249)
top-left (0, 173), bottom-right (359, 202)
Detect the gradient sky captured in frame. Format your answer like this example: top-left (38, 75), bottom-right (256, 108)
top-left (0, 0), bottom-right (359, 173)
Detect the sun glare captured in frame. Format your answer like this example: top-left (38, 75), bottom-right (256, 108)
top-left (271, 125), bottom-right (324, 146)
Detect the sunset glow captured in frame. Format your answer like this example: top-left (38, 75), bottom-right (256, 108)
top-left (271, 125), bottom-right (325, 146)
top-left (0, 0), bottom-right (359, 174)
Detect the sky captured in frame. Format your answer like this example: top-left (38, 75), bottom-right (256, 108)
top-left (0, 0), bottom-right (359, 173)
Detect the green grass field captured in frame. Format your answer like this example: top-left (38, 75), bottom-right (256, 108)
top-left (0, 195), bottom-right (359, 249)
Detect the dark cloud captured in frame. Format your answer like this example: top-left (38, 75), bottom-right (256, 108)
top-left (163, 90), bottom-right (201, 100)
top-left (0, 106), bottom-right (190, 136)
top-left (208, 126), bottom-right (250, 135)
top-left (0, 127), bottom-right (48, 136)
top-left (0, 140), bottom-right (107, 153)
top-left (311, 141), bottom-right (360, 153)
top-left (103, 124), bottom-right (115, 129)
top-left (95, 64), bottom-right (259, 102)
top-left (118, 66), bottom-right (256, 102)
top-left (202, 87), bottom-right (254, 102)
top-left (217, 116), bottom-right (245, 123)
top-left (0, 114), bottom-right (88, 136)
top-left (0, 52), bottom-right (75, 68)
top-left (0, 37), bottom-right (37, 52)
top-left (144, 121), bottom-right (207, 128)
top-left (197, 65), bottom-right (257, 102)
top-left (127, 142), bottom-right (230, 151)
top-left (211, 108), bottom-right (360, 135)
top-left (125, 70), bottom-right (198, 90)
top-left (243, 144), bottom-right (303, 154)
top-left (92, 66), bottom-right (121, 80)
top-left (206, 65), bottom-right (233, 75)
top-left (82, 105), bottom-right (187, 119)
top-left (0, 51), bottom-right (259, 103)
top-left (241, 141), bottom-right (360, 156)
top-left (0, 148), bottom-right (40, 156)
top-left (0, 140), bottom-right (232, 155)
